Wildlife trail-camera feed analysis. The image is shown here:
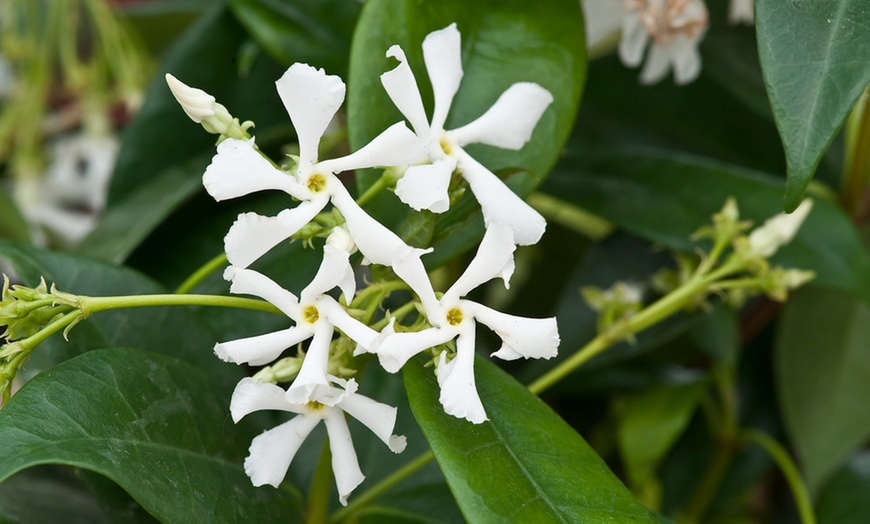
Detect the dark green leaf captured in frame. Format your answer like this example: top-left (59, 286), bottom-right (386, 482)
top-left (404, 356), bottom-right (659, 522)
top-left (816, 451), bottom-right (870, 524)
top-left (0, 189), bottom-right (29, 243)
top-left (356, 483), bottom-right (464, 524)
top-left (0, 467), bottom-right (107, 524)
top-left (775, 287), bottom-right (870, 491)
top-left (228, 0), bottom-right (360, 74)
top-left (0, 348), bottom-right (302, 522)
top-left (545, 149), bottom-right (870, 303)
top-left (756, 0), bottom-right (870, 209)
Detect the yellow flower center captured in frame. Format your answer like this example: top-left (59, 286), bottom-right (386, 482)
top-left (306, 173), bottom-right (327, 193)
top-left (439, 136), bottom-right (455, 156)
top-left (306, 400), bottom-right (325, 411)
top-left (446, 307), bottom-right (464, 326)
top-left (303, 305), bottom-right (319, 324)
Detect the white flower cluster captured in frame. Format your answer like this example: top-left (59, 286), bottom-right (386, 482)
top-left (168, 24), bottom-right (560, 504)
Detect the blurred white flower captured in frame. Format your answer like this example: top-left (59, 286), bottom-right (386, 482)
top-left (380, 23), bottom-right (553, 246)
top-left (230, 376), bottom-right (406, 505)
top-left (729, 0), bottom-right (754, 24)
top-left (746, 199), bottom-right (813, 259)
top-left (364, 223), bottom-right (559, 424)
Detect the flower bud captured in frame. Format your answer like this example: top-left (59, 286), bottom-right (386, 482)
top-left (165, 73), bottom-right (215, 123)
top-left (746, 199), bottom-right (813, 259)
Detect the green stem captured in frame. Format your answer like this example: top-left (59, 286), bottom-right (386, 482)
top-left (527, 192), bottom-right (613, 240)
top-left (307, 441), bottom-right (333, 524)
top-left (78, 294), bottom-right (282, 316)
top-left (355, 173), bottom-right (392, 207)
top-left (371, 301), bottom-right (418, 331)
top-left (330, 451), bottom-right (434, 523)
top-left (21, 310), bottom-right (81, 350)
top-left (841, 86), bottom-right (870, 219)
top-left (679, 439), bottom-right (738, 524)
top-left (740, 429), bottom-right (816, 524)
top-left (175, 253), bottom-right (229, 294)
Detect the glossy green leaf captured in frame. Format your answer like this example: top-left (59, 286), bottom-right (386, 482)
top-left (0, 348), bottom-right (302, 522)
top-left (347, 0), bottom-right (586, 264)
top-left (0, 188), bottom-right (29, 243)
top-left (775, 287), bottom-right (870, 491)
top-left (0, 467), bottom-right (107, 524)
top-left (618, 377), bottom-right (709, 489)
top-left (0, 240), bottom-right (239, 385)
top-left (756, 0), bottom-right (870, 209)
top-left (228, 0), bottom-right (360, 74)
top-left (545, 149), bottom-right (870, 303)
top-left (356, 483), bottom-right (464, 524)
top-left (404, 356), bottom-right (659, 522)
top-left (816, 451), bottom-right (870, 524)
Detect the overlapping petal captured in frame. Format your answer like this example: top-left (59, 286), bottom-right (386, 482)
top-left (436, 329), bottom-right (487, 424)
top-left (394, 159), bottom-right (456, 213)
top-left (203, 138), bottom-right (307, 201)
top-left (225, 266), bottom-right (301, 319)
top-left (214, 326), bottom-right (311, 366)
top-left (380, 45), bottom-right (429, 136)
top-left (422, 23), bottom-right (463, 132)
top-left (245, 415), bottom-right (321, 488)
top-left (375, 327), bottom-right (456, 373)
top-left (317, 122), bottom-right (426, 175)
top-left (443, 222), bottom-right (516, 303)
top-left (466, 301), bottom-right (560, 361)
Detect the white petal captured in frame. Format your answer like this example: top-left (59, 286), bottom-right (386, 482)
top-left (285, 321), bottom-right (335, 405)
top-left (436, 328), bottom-right (487, 424)
top-left (323, 409), bottom-right (365, 506)
top-left (215, 326), bottom-right (312, 366)
top-left (224, 198), bottom-right (327, 268)
top-left (444, 222), bottom-right (516, 302)
top-left (422, 23), bottom-right (463, 132)
top-left (203, 138), bottom-right (307, 201)
top-left (230, 377), bottom-right (303, 423)
top-left (639, 43), bottom-right (671, 85)
top-left (245, 415), bottom-right (321, 488)
top-left (670, 36), bottom-right (702, 86)
top-left (376, 327), bottom-right (456, 373)
top-left (339, 393), bottom-right (406, 453)
top-left (583, 0), bottom-right (626, 48)
top-left (394, 159), bottom-right (456, 213)
top-left (729, 0), bottom-right (754, 24)
top-left (380, 45), bottom-right (430, 137)
top-left (224, 266), bottom-right (302, 319)
top-left (747, 199), bottom-right (813, 258)
top-left (465, 302), bottom-right (560, 361)
top-left (301, 245), bottom-right (355, 303)
top-left (275, 63), bottom-right (346, 167)
top-left (618, 14), bottom-right (649, 67)
top-left (455, 149), bottom-right (546, 246)
top-left (448, 83), bottom-right (553, 150)
top-left (318, 122), bottom-right (427, 175)
top-left (318, 296), bottom-right (379, 350)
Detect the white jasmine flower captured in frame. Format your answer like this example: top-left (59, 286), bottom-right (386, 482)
top-left (203, 63), bottom-right (439, 315)
top-left (216, 239), bottom-right (376, 405)
top-left (230, 376), bottom-right (406, 505)
top-left (746, 199), bottom-right (813, 259)
top-left (364, 223), bottom-right (559, 423)
top-left (379, 24), bottom-right (553, 246)
top-left (729, 0), bottom-right (754, 24)
top-left (619, 0), bottom-right (709, 85)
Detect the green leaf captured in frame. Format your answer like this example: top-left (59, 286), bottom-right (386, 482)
top-left (816, 451), bottom-right (870, 524)
top-left (346, 0), bottom-right (586, 264)
top-left (403, 356), bottom-right (659, 522)
top-left (756, 0), bottom-right (870, 209)
top-left (0, 467), bottom-right (107, 524)
top-left (618, 377), bottom-right (709, 489)
top-left (228, 0), bottom-right (360, 74)
top-left (0, 348), bottom-right (302, 522)
top-left (356, 483), bottom-right (464, 524)
top-left (0, 240), bottom-right (239, 385)
top-left (775, 287), bottom-right (870, 491)
top-left (545, 149), bottom-right (870, 303)
top-left (0, 188), bottom-right (29, 243)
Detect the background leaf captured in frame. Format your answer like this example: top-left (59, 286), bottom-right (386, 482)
top-left (775, 287), bottom-right (870, 491)
top-left (0, 467), bottom-right (108, 524)
top-left (0, 348), bottom-right (302, 523)
top-left (404, 356), bottom-right (659, 522)
top-left (0, 189), bottom-right (29, 243)
top-left (815, 451), bottom-right (870, 524)
top-left (756, 0), bottom-right (870, 209)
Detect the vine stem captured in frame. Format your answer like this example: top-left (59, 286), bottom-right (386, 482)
top-left (740, 429), bottom-right (816, 524)
top-left (78, 294), bottom-right (282, 316)
top-left (175, 253), bottom-right (229, 294)
top-left (841, 86), bottom-right (870, 220)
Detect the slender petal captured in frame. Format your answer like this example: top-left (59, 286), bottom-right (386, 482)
top-left (670, 36), bottom-right (702, 85)
top-left (301, 245), bottom-right (355, 304)
top-left (394, 158), bottom-right (456, 213)
top-left (618, 14), bottom-right (648, 67)
top-left (215, 326), bottom-right (312, 366)
top-left (224, 266), bottom-right (301, 319)
top-left (339, 393), bottom-right (407, 453)
top-left (380, 45), bottom-right (430, 137)
top-left (436, 328), bottom-right (487, 424)
top-left (224, 198), bottom-right (327, 268)
top-left (285, 321), bottom-right (335, 405)
top-left (203, 138), bottom-right (307, 201)
top-left (376, 327), bottom-right (456, 373)
top-left (443, 222), bottom-right (516, 303)
top-left (318, 296), bottom-right (380, 351)
top-left (448, 83), bottom-right (553, 150)
top-left (230, 377), bottom-right (304, 423)
top-left (466, 301), bottom-right (560, 361)
top-left (275, 63), bottom-right (346, 168)
top-left (639, 42), bottom-right (671, 85)
top-left (317, 122), bottom-right (426, 175)
top-left (729, 0), bottom-right (754, 24)
top-left (422, 23), bottom-right (463, 132)
top-left (244, 415), bottom-right (321, 488)
top-left (323, 409), bottom-right (365, 506)
top-left (455, 149), bottom-right (546, 246)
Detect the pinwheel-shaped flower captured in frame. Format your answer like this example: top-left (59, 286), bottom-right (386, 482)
top-left (364, 223), bottom-right (560, 424)
top-left (230, 376), bottom-right (406, 505)
top-left (619, 0), bottom-right (709, 85)
top-left (215, 230), bottom-right (379, 405)
top-left (379, 23), bottom-right (554, 246)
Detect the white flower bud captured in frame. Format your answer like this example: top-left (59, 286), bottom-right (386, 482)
top-left (326, 225), bottom-right (357, 254)
top-left (747, 199), bottom-right (813, 259)
top-left (165, 73), bottom-right (216, 123)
